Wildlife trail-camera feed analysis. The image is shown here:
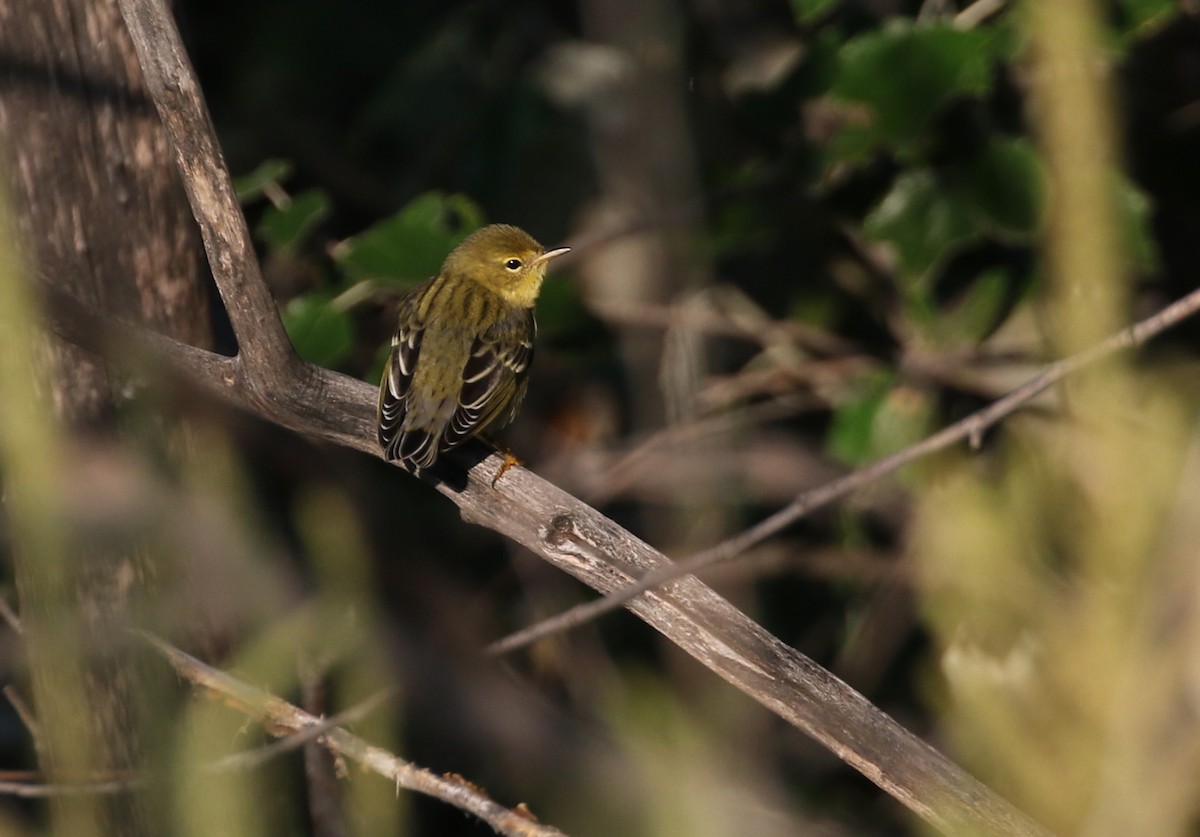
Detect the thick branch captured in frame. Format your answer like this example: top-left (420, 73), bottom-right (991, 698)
top-left (115, 0), bottom-right (296, 380)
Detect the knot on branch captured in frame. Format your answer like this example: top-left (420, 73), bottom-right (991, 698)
top-left (543, 513), bottom-right (580, 549)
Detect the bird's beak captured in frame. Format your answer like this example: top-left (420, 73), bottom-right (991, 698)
top-left (533, 246), bottom-right (571, 266)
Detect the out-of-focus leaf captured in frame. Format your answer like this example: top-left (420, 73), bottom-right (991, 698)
top-left (1116, 175), bottom-right (1160, 273)
top-left (258, 189), bottom-right (330, 253)
top-left (935, 268), bottom-right (1012, 347)
top-left (233, 159), bottom-right (294, 202)
top-left (791, 0), bottom-right (840, 24)
top-left (869, 384), bottom-right (934, 465)
top-left (711, 201), bottom-right (775, 256)
top-left (961, 138), bottom-right (1045, 239)
top-left (827, 371), bottom-right (892, 465)
top-left (1116, 0), bottom-right (1179, 38)
top-left (830, 22), bottom-right (999, 157)
top-left (832, 374), bottom-right (937, 466)
top-left (283, 293), bottom-right (354, 367)
top-left (864, 169), bottom-right (979, 286)
top-left (536, 271), bottom-right (587, 340)
top-left (333, 192), bottom-right (485, 286)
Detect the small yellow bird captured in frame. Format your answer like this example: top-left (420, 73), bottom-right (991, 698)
top-left (378, 224), bottom-right (570, 482)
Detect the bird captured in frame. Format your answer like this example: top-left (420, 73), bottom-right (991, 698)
top-left (378, 224), bottom-right (570, 485)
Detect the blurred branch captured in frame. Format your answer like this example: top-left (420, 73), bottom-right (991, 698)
top-left (0, 594), bottom-right (23, 634)
top-left (955, 0), bottom-right (1010, 29)
top-left (0, 775), bottom-right (145, 799)
top-left (142, 635), bottom-right (564, 837)
top-left (208, 688), bottom-right (394, 773)
top-left (34, 1), bottom-right (1053, 835)
top-left (2, 686), bottom-right (46, 766)
top-left (588, 288), bottom-right (859, 356)
top-left (493, 281), bottom-right (1200, 652)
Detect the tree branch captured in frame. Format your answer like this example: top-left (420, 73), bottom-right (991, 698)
top-left (115, 0), bottom-right (296, 380)
top-left (141, 635), bottom-right (565, 837)
top-left (88, 0), bottom-right (1054, 834)
top-left (490, 282), bottom-right (1200, 653)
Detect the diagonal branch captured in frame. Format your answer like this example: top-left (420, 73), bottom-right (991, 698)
top-left (489, 282), bottom-right (1200, 654)
top-left (141, 635), bottom-right (565, 837)
top-left (115, 0), bottom-right (296, 380)
top-left (92, 0), bottom-right (1052, 835)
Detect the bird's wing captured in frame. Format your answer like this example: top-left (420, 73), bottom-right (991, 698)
top-left (378, 285), bottom-right (428, 463)
top-left (443, 307), bottom-right (536, 450)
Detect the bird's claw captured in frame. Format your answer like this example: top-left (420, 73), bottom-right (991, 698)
top-left (490, 452), bottom-right (521, 488)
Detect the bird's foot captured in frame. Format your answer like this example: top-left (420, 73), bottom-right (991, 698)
top-left (490, 451), bottom-right (522, 488)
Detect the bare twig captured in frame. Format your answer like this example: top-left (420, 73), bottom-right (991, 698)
top-left (0, 775), bottom-right (145, 798)
top-left (955, 0), bottom-right (1010, 29)
top-left (142, 634), bottom-right (565, 837)
top-left (298, 665), bottom-right (351, 837)
top-left (77, 1), bottom-right (1056, 834)
top-left (588, 292), bottom-right (857, 357)
top-left (490, 284), bottom-right (1200, 654)
top-left (0, 593), bottom-right (23, 634)
top-left (3, 685), bottom-right (45, 764)
top-left (583, 393), bottom-right (822, 505)
top-left (208, 688), bottom-right (394, 773)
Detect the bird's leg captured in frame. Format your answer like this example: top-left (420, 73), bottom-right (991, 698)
top-left (484, 437), bottom-right (522, 487)
top-left (491, 452), bottom-right (521, 487)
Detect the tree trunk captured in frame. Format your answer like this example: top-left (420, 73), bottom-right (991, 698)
top-left (0, 0), bottom-right (209, 833)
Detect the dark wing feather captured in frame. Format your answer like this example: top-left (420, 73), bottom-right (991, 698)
top-left (378, 287), bottom-right (426, 462)
top-left (443, 308), bottom-right (535, 450)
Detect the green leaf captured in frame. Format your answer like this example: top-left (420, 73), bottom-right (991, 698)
top-left (828, 372), bottom-right (894, 465)
top-left (864, 169), bottom-right (980, 287)
top-left (829, 372), bottom-right (934, 466)
top-left (535, 272), bottom-right (586, 340)
top-left (936, 268), bottom-right (1012, 347)
top-left (791, 0), bottom-right (840, 24)
top-left (233, 159), bottom-right (293, 202)
top-left (1116, 0), bottom-right (1180, 38)
top-left (283, 293), bottom-right (354, 367)
top-left (960, 138), bottom-right (1045, 240)
top-left (1115, 175), bottom-right (1159, 274)
top-left (333, 192), bottom-right (485, 286)
top-left (831, 21), bottom-right (999, 155)
top-left (257, 189), bottom-right (330, 253)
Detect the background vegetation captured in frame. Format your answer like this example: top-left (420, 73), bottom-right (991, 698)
top-left (2, 0), bottom-right (1200, 834)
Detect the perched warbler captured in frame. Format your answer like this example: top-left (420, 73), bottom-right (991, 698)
top-left (378, 224), bottom-right (570, 482)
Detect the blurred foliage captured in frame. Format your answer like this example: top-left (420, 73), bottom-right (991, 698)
top-left (332, 192), bottom-right (485, 286)
top-left (3, 0), bottom-right (1200, 835)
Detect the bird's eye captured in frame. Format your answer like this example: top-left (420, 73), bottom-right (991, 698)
top-left (504, 259), bottom-right (522, 271)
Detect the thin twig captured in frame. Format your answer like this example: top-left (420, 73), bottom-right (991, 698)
top-left (489, 284), bottom-right (1200, 655)
top-left (955, 0), bottom-right (1010, 29)
top-left (588, 292), bottom-right (857, 357)
top-left (142, 634), bottom-right (566, 837)
top-left (0, 593), bottom-right (23, 634)
top-left (0, 776), bottom-right (145, 798)
top-left (584, 393), bottom-right (822, 505)
top-left (208, 688), bottom-right (394, 773)
top-left (3, 685), bottom-right (45, 764)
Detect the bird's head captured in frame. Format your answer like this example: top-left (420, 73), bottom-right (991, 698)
top-left (443, 224), bottom-right (570, 308)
